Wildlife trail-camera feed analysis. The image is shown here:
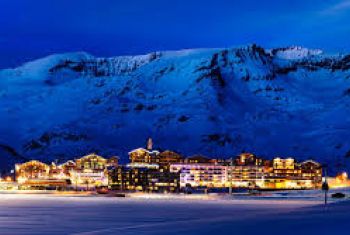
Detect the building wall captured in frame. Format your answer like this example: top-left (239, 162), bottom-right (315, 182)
top-left (109, 165), bottom-right (179, 192)
top-left (16, 154), bottom-right (118, 189)
top-left (229, 165), bottom-right (266, 188)
top-left (14, 152), bottom-right (323, 191)
top-left (170, 158), bottom-right (322, 190)
top-left (15, 160), bottom-right (50, 184)
top-left (170, 164), bottom-right (228, 188)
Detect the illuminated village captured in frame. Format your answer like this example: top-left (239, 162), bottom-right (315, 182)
top-left (0, 138), bottom-right (332, 193)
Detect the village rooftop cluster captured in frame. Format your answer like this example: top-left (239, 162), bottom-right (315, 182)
top-left (4, 138), bottom-right (324, 192)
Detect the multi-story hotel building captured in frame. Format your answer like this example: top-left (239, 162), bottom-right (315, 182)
top-left (14, 139), bottom-right (323, 191)
top-left (108, 164), bottom-right (179, 193)
top-left (69, 154), bottom-right (118, 188)
top-left (170, 164), bottom-right (228, 188)
top-left (15, 160), bottom-right (69, 189)
top-left (128, 138), bottom-right (184, 168)
top-left (262, 158), bottom-right (322, 189)
top-left (170, 153), bottom-right (322, 190)
top-left (300, 160), bottom-right (322, 183)
top-left (228, 153), bottom-right (268, 188)
top-left (128, 138), bottom-right (160, 164)
top-left (109, 139), bottom-right (181, 192)
top-left (15, 154), bottom-right (118, 189)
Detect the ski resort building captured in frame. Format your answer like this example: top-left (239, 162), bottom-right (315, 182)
top-left (15, 154), bottom-right (118, 189)
top-left (108, 164), bottom-right (179, 193)
top-left (170, 153), bottom-right (322, 190)
top-left (69, 154), bottom-right (118, 189)
top-left (170, 164), bottom-right (228, 188)
top-left (15, 160), bottom-right (68, 189)
top-left (128, 138), bottom-right (184, 168)
top-left (14, 139), bottom-right (322, 191)
top-left (117, 139), bottom-right (182, 192)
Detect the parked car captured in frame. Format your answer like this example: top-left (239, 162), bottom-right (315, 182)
top-left (331, 192), bottom-right (346, 198)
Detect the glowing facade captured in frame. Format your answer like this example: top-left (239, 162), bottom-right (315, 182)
top-left (262, 158), bottom-right (322, 189)
top-left (14, 146), bottom-right (322, 191)
top-left (227, 153), bottom-right (269, 188)
top-left (15, 160), bottom-right (68, 188)
top-left (128, 148), bottom-right (161, 164)
top-left (70, 154), bottom-right (117, 188)
top-left (15, 154), bottom-right (118, 189)
top-left (170, 154), bottom-right (322, 190)
top-left (108, 164), bottom-right (179, 192)
top-left (170, 164), bottom-right (228, 188)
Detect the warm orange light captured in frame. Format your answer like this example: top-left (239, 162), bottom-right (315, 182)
top-left (342, 172), bottom-right (348, 180)
top-left (336, 171), bottom-right (348, 183)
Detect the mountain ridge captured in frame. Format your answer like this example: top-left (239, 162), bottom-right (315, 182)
top-left (1, 44), bottom-right (349, 174)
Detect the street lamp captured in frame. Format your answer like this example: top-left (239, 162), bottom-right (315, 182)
top-left (322, 164), bottom-right (329, 207)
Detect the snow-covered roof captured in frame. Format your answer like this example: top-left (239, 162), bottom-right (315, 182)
top-left (128, 148), bottom-right (160, 155)
top-left (76, 153), bottom-right (107, 161)
top-left (301, 160), bottom-right (321, 166)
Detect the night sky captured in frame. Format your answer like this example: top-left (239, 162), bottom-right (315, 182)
top-left (0, 0), bottom-right (349, 68)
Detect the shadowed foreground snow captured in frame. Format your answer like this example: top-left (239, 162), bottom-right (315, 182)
top-left (0, 193), bottom-right (349, 235)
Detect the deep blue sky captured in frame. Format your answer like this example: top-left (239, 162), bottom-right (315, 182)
top-left (0, 0), bottom-right (350, 68)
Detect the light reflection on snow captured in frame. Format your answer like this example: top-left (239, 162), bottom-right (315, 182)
top-left (0, 189), bottom-right (349, 235)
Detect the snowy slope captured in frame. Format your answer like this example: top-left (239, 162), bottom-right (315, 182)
top-left (269, 46), bottom-right (323, 59)
top-left (0, 44), bottom-right (350, 173)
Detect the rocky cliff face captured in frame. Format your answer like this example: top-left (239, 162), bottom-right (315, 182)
top-left (1, 45), bottom-right (349, 173)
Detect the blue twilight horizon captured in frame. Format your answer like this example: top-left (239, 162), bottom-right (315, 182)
top-left (0, 0), bottom-right (350, 69)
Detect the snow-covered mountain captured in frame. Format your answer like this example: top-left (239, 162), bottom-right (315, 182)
top-left (1, 44), bottom-right (350, 173)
